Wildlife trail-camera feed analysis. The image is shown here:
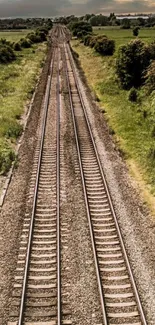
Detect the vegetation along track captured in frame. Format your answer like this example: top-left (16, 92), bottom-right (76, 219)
top-left (7, 25), bottom-right (147, 325)
top-left (61, 36), bottom-right (147, 325)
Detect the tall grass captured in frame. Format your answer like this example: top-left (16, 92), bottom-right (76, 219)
top-left (0, 31), bottom-right (46, 174)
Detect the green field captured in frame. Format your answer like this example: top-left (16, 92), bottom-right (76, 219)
top-left (71, 28), bottom-right (155, 210)
top-left (93, 27), bottom-right (155, 50)
top-left (0, 30), bottom-right (47, 175)
top-left (0, 30), bottom-right (33, 42)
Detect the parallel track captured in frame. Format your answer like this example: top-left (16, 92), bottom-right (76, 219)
top-left (8, 48), bottom-right (63, 325)
top-left (62, 41), bottom-right (147, 325)
top-left (7, 25), bottom-right (147, 325)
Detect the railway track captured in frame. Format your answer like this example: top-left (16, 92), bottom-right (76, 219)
top-left (8, 47), bottom-right (67, 325)
top-left (7, 26), bottom-right (147, 325)
top-left (62, 41), bottom-right (147, 325)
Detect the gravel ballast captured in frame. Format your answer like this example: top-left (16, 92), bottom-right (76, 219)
top-left (0, 33), bottom-right (154, 325)
top-left (72, 48), bottom-right (155, 324)
top-left (0, 43), bottom-right (53, 325)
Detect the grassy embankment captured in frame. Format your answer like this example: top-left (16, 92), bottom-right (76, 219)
top-left (71, 28), bottom-right (155, 210)
top-left (0, 30), bottom-right (47, 174)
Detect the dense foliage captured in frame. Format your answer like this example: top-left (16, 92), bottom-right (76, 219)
top-left (133, 26), bottom-right (140, 36)
top-left (0, 18), bottom-right (53, 30)
top-left (0, 43), bottom-right (16, 63)
top-left (128, 87), bottom-right (138, 102)
top-left (94, 36), bottom-right (115, 56)
top-left (69, 21), bottom-right (92, 37)
top-left (145, 61), bottom-right (155, 93)
top-left (0, 23), bottom-right (51, 63)
top-left (116, 39), bottom-right (154, 89)
top-left (83, 34), bottom-right (115, 56)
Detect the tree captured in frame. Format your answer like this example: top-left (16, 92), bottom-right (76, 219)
top-left (116, 39), bottom-right (151, 89)
top-left (0, 44), bottom-right (16, 63)
top-left (89, 14), bottom-right (109, 26)
top-left (121, 18), bottom-right (131, 29)
top-left (69, 21), bottom-right (92, 37)
top-left (133, 26), bottom-right (140, 37)
top-left (94, 36), bottom-right (115, 56)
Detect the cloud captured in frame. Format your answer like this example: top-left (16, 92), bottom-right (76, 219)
top-left (0, 0), bottom-right (155, 17)
top-left (0, 0), bottom-right (71, 17)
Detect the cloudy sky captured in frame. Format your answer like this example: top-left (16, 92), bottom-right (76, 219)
top-left (0, 0), bottom-right (155, 18)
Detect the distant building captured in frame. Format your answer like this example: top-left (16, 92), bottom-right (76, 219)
top-left (116, 15), bottom-right (149, 20)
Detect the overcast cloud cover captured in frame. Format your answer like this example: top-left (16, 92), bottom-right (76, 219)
top-left (0, 0), bottom-right (155, 18)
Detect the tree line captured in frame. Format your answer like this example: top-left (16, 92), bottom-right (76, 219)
top-left (0, 21), bottom-right (53, 64)
top-left (69, 20), bottom-right (155, 101)
top-left (55, 13), bottom-right (155, 29)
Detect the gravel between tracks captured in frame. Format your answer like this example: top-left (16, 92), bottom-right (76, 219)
top-left (60, 52), bottom-right (103, 324)
top-left (72, 49), bottom-right (155, 325)
top-left (0, 44), bottom-right (53, 325)
top-left (0, 35), bottom-right (154, 325)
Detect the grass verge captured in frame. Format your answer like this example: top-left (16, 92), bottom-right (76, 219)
top-left (71, 28), bottom-right (155, 212)
top-left (0, 31), bottom-right (47, 175)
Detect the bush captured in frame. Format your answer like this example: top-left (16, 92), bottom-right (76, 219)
top-left (27, 32), bottom-right (40, 43)
top-left (19, 38), bottom-right (32, 48)
top-left (133, 26), bottom-right (140, 37)
top-left (94, 36), bottom-right (115, 56)
top-left (0, 38), bottom-right (13, 47)
top-left (69, 21), bottom-right (92, 38)
top-left (36, 27), bottom-right (49, 35)
top-left (148, 41), bottom-right (155, 60)
top-left (0, 44), bottom-right (16, 63)
top-left (0, 147), bottom-right (15, 175)
top-left (5, 121), bottom-right (23, 138)
top-left (116, 39), bottom-right (151, 89)
top-left (89, 36), bottom-right (98, 48)
top-left (13, 42), bottom-right (22, 51)
top-left (83, 34), bottom-right (93, 46)
top-left (37, 31), bottom-right (47, 41)
top-left (88, 34), bottom-right (107, 48)
top-left (128, 87), bottom-right (138, 102)
top-left (145, 61), bottom-right (155, 93)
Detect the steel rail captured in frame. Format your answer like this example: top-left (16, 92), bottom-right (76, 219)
top-left (66, 42), bottom-right (147, 325)
top-left (62, 43), bottom-right (108, 325)
top-left (56, 47), bottom-right (61, 325)
top-left (18, 49), bottom-right (56, 325)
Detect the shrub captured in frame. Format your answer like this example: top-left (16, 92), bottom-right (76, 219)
top-left (145, 61), bottom-right (155, 93)
top-left (69, 21), bottom-right (92, 37)
top-left (148, 41), bottom-right (155, 60)
top-left (116, 39), bottom-right (151, 89)
top-left (83, 34), bottom-right (93, 46)
top-left (128, 87), bottom-right (138, 102)
top-left (36, 27), bottom-right (49, 35)
top-left (94, 36), bottom-right (115, 56)
top-left (37, 31), bottom-right (47, 41)
top-left (13, 42), bottom-right (22, 51)
top-left (27, 33), bottom-right (40, 43)
top-left (0, 44), bottom-right (16, 63)
top-left (89, 36), bottom-right (98, 48)
top-left (133, 26), bottom-right (140, 37)
top-left (0, 147), bottom-right (15, 175)
top-left (5, 121), bottom-right (23, 139)
top-left (88, 35), bottom-right (107, 48)
top-left (19, 38), bottom-right (32, 48)
top-left (0, 38), bottom-right (13, 47)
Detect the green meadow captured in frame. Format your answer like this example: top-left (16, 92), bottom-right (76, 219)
top-left (0, 30), bottom-right (47, 175)
top-left (71, 28), bottom-right (155, 211)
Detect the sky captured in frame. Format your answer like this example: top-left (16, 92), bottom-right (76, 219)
top-left (0, 0), bottom-right (155, 18)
